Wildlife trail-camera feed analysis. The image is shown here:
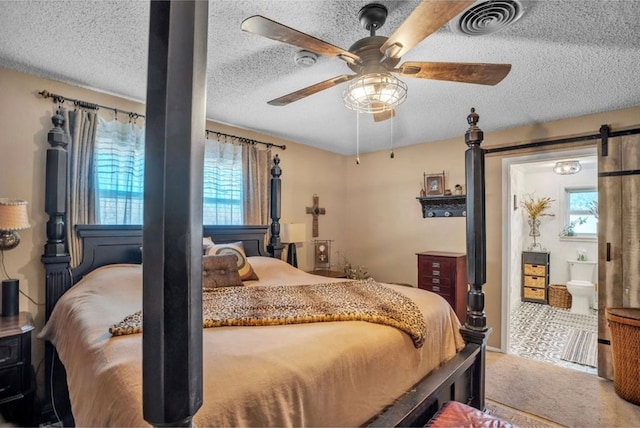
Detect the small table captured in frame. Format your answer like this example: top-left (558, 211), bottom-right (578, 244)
top-left (307, 269), bottom-right (347, 279)
top-left (0, 312), bottom-right (36, 426)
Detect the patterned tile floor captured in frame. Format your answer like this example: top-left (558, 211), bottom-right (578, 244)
top-left (508, 301), bottom-right (598, 374)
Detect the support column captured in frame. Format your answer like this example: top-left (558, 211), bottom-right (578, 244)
top-left (143, 1), bottom-right (208, 426)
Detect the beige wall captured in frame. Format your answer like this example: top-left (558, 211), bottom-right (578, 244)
top-left (2, 64), bottom-right (639, 381)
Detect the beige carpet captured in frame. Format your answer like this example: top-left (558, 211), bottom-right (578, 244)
top-left (485, 399), bottom-right (564, 427)
top-left (486, 351), bottom-right (640, 427)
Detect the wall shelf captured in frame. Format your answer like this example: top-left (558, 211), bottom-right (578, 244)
top-left (416, 195), bottom-right (466, 218)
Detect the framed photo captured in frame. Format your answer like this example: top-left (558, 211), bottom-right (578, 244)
top-left (425, 172), bottom-right (445, 196)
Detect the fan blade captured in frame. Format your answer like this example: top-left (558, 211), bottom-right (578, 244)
top-left (241, 15), bottom-right (359, 64)
top-left (380, 0), bottom-right (475, 61)
top-left (267, 74), bottom-right (356, 106)
top-left (373, 110), bottom-right (395, 122)
top-left (397, 61), bottom-right (512, 86)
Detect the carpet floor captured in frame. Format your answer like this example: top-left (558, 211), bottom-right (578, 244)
top-left (486, 351), bottom-right (640, 427)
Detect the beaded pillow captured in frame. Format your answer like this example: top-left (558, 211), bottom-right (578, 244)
top-left (202, 254), bottom-right (243, 289)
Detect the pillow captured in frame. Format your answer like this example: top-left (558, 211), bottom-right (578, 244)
top-left (205, 241), bottom-right (258, 281)
top-left (202, 254), bottom-right (243, 289)
top-left (202, 237), bottom-right (215, 254)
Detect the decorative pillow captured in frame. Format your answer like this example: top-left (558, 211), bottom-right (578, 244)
top-left (202, 236), bottom-right (215, 254)
top-left (205, 241), bottom-right (258, 281)
top-left (202, 254), bottom-right (243, 289)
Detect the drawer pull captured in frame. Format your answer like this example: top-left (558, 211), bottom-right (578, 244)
top-left (0, 357), bottom-right (9, 365)
top-left (432, 263), bottom-right (440, 268)
top-left (433, 270), bottom-right (440, 276)
top-left (432, 286), bottom-right (440, 292)
top-left (432, 278), bottom-right (440, 284)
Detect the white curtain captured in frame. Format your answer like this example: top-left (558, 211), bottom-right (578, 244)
top-left (63, 108), bottom-right (98, 267)
top-left (242, 144), bottom-right (271, 225)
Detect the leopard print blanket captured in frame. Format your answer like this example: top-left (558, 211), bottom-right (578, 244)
top-left (109, 278), bottom-right (427, 348)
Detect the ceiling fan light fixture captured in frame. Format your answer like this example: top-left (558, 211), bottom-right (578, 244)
top-left (342, 73), bottom-right (407, 114)
top-left (553, 160), bottom-right (582, 175)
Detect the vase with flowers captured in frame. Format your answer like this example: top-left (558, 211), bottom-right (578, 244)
top-left (521, 195), bottom-right (554, 250)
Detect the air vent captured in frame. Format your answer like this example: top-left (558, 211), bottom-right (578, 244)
top-left (451, 0), bottom-right (526, 36)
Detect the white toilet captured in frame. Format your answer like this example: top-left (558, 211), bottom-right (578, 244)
top-left (566, 260), bottom-right (597, 315)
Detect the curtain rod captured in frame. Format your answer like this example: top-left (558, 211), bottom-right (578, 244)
top-left (205, 130), bottom-right (286, 150)
top-left (39, 89), bottom-right (286, 150)
top-left (39, 89), bottom-right (143, 122)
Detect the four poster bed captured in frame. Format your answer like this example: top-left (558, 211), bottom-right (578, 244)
top-left (39, 109), bottom-right (490, 426)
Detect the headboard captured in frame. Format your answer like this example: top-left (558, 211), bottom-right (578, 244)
top-left (70, 224), bottom-right (270, 286)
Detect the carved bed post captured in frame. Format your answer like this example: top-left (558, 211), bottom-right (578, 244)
top-left (268, 154), bottom-right (284, 259)
top-left (41, 109), bottom-right (74, 423)
top-left (461, 108), bottom-right (490, 411)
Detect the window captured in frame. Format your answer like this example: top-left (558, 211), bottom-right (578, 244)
top-left (562, 187), bottom-right (598, 237)
top-left (94, 119), bottom-right (244, 225)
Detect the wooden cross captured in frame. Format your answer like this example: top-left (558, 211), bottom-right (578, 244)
top-left (306, 194), bottom-right (326, 237)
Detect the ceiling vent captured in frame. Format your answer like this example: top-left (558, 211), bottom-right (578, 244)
top-left (451, 0), bottom-right (527, 36)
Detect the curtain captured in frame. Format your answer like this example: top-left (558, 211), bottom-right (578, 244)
top-left (63, 108), bottom-right (98, 267)
top-left (203, 138), bottom-right (243, 224)
top-left (242, 144), bottom-right (271, 225)
top-left (94, 117), bottom-right (145, 225)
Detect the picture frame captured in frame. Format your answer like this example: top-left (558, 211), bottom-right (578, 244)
top-left (425, 172), bottom-right (445, 196)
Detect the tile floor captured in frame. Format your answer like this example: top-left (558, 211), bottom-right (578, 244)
top-left (508, 300), bottom-right (598, 374)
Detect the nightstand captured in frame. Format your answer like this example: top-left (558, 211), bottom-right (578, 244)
top-left (307, 269), bottom-right (347, 279)
top-left (0, 312), bottom-right (36, 426)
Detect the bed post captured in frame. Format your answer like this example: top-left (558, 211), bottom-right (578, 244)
top-left (461, 108), bottom-right (490, 411)
top-left (41, 109), bottom-right (74, 424)
top-left (268, 154), bottom-right (284, 259)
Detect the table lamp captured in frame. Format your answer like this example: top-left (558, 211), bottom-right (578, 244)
top-left (0, 199), bottom-right (31, 317)
top-left (280, 223), bottom-right (306, 268)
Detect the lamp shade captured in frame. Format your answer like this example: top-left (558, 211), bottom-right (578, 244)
top-left (342, 72), bottom-right (407, 114)
top-left (281, 223), bottom-right (306, 243)
top-left (0, 199), bottom-right (30, 231)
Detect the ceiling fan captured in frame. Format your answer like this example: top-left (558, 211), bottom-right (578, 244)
top-left (241, 0), bottom-right (512, 122)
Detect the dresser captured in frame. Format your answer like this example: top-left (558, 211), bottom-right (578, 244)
top-left (0, 312), bottom-right (35, 426)
top-left (417, 251), bottom-right (467, 323)
top-left (521, 251), bottom-right (550, 304)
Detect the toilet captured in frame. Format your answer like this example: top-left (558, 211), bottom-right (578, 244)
top-left (566, 260), bottom-right (597, 315)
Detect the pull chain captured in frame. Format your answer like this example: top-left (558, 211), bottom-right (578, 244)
top-left (356, 111), bottom-right (361, 165)
top-left (389, 114), bottom-right (395, 159)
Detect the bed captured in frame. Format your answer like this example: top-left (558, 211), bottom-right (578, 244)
top-left (40, 108), bottom-right (490, 426)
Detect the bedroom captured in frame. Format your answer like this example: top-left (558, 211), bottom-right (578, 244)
top-left (0, 0), bottom-right (639, 426)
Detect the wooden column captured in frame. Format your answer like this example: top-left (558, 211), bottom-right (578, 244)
top-left (460, 108), bottom-right (490, 412)
top-left (267, 154), bottom-right (284, 259)
top-left (143, 1), bottom-right (208, 426)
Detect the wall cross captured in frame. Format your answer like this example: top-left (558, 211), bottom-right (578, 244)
top-left (306, 194), bottom-right (326, 237)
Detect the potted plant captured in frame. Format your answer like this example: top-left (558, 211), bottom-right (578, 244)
top-left (521, 195), bottom-right (554, 250)
top-left (560, 217), bottom-right (587, 236)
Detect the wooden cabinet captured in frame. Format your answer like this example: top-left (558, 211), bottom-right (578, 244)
top-left (417, 251), bottom-right (467, 323)
top-left (522, 251), bottom-right (549, 304)
top-left (0, 312), bottom-right (35, 426)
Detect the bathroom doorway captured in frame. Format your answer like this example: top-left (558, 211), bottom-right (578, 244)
top-left (502, 147), bottom-right (598, 374)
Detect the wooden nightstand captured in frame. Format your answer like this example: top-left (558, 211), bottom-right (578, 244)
top-left (307, 269), bottom-right (347, 279)
top-left (0, 312), bottom-right (36, 426)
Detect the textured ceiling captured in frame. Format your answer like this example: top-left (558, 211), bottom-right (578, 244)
top-left (1, 0), bottom-right (639, 155)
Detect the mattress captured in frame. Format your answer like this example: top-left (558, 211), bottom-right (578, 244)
top-left (39, 256), bottom-right (465, 427)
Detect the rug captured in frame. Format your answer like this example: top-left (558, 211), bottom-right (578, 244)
top-left (561, 328), bottom-right (597, 368)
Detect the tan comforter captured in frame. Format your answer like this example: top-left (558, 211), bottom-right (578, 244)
top-left (39, 257), bottom-right (465, 427)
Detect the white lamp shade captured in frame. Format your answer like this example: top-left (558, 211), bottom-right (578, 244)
top-left (281, 223), bottom-right (306, 243)
top-left (0, 199), bottom-right (30, 231)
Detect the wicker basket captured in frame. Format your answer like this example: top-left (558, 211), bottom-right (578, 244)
top-left (606, 308), bottom-right (640, 405)
top-left (548, 284), bottom-right (571, 308)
